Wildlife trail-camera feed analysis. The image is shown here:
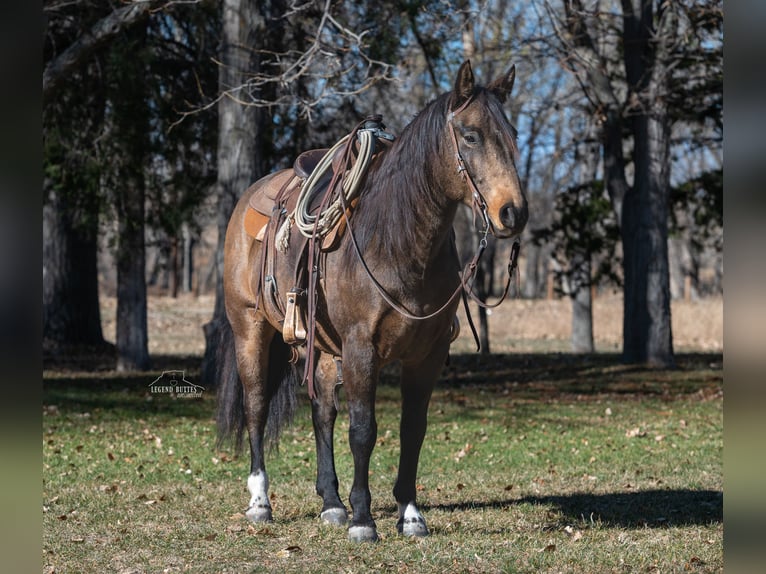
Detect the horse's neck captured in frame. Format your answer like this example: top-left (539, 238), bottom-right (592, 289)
top-left (368, 150), bottom-right (460, 278)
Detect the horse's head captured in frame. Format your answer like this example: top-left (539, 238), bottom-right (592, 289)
top-left (445, 60), bottom-right (528, 239)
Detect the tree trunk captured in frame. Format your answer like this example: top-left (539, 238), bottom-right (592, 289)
top-left (621, 108), bottom-right (674, 367)
top-left (182, 222), bottom-right (194, 293)
top-left (170, 234), bottom-right (179, 298)
top-left (111, 27), bottom-right (151, 372)
top-left (523, 242), bottom-right (544, 298)
top-left (200, 0), bottom-right (266, 386)
top-left (43, 189), bottom-right (105, 350)
top-left (115, 186), bottom-right (150, 371)
top-left (570, 254), bottom-right (594, 353)
top-left (620, 0), bottom-right (674, 367)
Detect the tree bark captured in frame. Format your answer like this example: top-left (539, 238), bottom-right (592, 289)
top-left (115, 185), bottom-right (150, 371)
top-left (621, 108), bottom-right (674, 366)
top-left (200, 0), bottom-right (265, 386)
top-left (182, 223), bottom-right (194, 293)
top-left (43, 189), bottom-right (105, 350)
top-left (570, 253), bottom-right (594, 353)
top-left (110, 25), bottom-right (151, 372)
top-left (620, 0), bottom-right (674, 367)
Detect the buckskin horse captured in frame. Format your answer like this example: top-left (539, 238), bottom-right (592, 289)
top-left (216, 60), bottom-right (528, 542)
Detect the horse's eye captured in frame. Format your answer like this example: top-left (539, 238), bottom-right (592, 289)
top-left (463, 132), bottom-right (480, 146)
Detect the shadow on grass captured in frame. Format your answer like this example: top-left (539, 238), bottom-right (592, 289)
top-left (43, 354), bottom-right (210, 419)
top-left (428, 488), bottom-right (723, 528)
top-left (43, 351), bottom-right (722, 419)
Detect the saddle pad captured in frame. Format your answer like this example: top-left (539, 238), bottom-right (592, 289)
top-left (244, 207), bottom-right (270, 241)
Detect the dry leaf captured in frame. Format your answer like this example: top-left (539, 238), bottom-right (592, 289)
top-left (276, 546), bottom-right (302, 557)
top-left (564, 526), bottom-right (584, 541)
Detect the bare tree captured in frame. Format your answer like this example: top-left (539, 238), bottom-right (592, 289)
top-left (543, 0), bottom-right (689, 366)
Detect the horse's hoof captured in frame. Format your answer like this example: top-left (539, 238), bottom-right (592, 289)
top-left (245, 504), bottom-right (273, 523)
top-left (347, 524), bottom-right (379, 542)
top-left (397, 516), bottom-right (429, 537)
top-left (320, 507), bottom-right (348, 526)
top-left (397, 503), bottom-right (429, 537)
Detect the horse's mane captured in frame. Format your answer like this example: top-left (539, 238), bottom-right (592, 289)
top-left (345, 86), bottom-right (518, 265)
top-left (345, 91), bottom-right (452, 263)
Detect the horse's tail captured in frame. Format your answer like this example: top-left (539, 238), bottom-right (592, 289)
top-left (215, 314), bottom-right (299, 453)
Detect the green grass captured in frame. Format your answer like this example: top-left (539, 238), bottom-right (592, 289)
top-left (43, 353), bottom-right (722, 573)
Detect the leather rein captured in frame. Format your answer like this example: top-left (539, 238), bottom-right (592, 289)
top-left (340, 94), bottom-right (521, 349)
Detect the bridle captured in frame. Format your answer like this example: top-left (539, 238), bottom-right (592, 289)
top-left (446, 93), bottom-right (495, 239)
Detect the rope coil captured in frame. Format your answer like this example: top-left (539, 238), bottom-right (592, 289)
top-left (276, 127), bottom-right (378, 251)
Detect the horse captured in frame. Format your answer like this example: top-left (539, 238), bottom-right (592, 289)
top-left (216, 60), bottom-right (528, 542)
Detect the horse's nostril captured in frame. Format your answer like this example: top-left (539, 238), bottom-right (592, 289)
top-left (500, 205), bottom-right (515, 229)
top-left (500, 203), bottom-right (529, 233)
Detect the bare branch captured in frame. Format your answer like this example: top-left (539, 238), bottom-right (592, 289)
top-left (44, 1), bottom-right (153, 101)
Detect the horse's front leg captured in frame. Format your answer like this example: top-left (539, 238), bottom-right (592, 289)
top-left (342, 342), bottom-right (379, 542)
top-left (394, 340), bottom-right (450, 537)
top-left (312, 352), bottom-right (348, 526)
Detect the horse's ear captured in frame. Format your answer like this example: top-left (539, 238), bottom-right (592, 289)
top-left (488, 64), bottom-right (516, 104)
top-left (452, 60), bottom-right (475, 111)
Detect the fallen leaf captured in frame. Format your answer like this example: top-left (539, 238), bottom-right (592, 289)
top-left (625, 427), bottom-right (646, 438)
top-left (454, 443), bottom-right (473, 461)
top-left (687, 556), bottom-right (705, 567)
top-left (564, 526), bottom-right (584, 541)
top-left (276, 545), bottom-right (302, 557)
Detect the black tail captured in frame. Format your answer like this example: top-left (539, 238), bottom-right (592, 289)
top-left (215, 314), bottom-right (299, 453)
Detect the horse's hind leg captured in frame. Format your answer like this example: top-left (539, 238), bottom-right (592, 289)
top-left (312, 352), bottom-right (348, 526)
top-left (236, 318), bottom-right (278, 523)
top-left (394, 343), bottom-right (449, 537)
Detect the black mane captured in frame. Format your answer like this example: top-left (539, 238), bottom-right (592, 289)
top-left (345, 92), bottom-right (452, 263)
top-left (343, 86), bottom-right (518, 266)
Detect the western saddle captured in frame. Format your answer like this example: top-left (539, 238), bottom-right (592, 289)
top-left (243, 118), bottom-right (394, 381)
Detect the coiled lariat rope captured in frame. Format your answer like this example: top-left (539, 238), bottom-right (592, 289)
top-left (276, 126), bottom-right (377, 251)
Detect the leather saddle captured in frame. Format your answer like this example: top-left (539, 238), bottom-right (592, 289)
top-left (243, 148), bottom-right (340, 244)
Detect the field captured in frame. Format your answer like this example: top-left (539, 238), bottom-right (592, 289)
top-left (43, 295), bottom-right (723, 573)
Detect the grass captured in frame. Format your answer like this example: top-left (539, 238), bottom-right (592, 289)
top-left (43, 353), bottom-right (722, 573)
